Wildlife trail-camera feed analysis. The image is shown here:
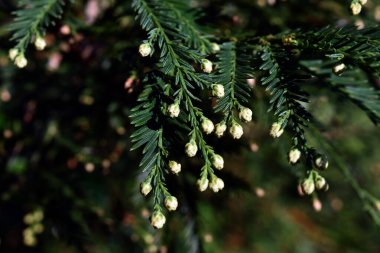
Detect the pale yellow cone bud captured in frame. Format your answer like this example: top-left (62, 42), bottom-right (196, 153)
top-left (164, 196), bottom-right (178, 211)
top-left (150, 211), bottom-right (166, 229)
top-left (139, 43), bottom-right (152, 57)
top-left (239, 107), bottom-right (253, 122)
top-left (201, 59), bottom-right (213, 73)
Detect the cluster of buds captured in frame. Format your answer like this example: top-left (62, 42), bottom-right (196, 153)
top-left (201, 59), bottom-right (213, 73)
top-left (229, 122), bottom-right (244, 139)
top-left (139, 42), bottom-right (152, 57)
top-left (301, 173), bottom-right (329, 195)
top-left (168, 160), bottom-right (181, 174)
top-left (23, 209), bottom-right (45, 247)
top-left (212, 83), bottom-right (225, 98)
top-left (212, 154), bottom-right (224, 170)
top-left (167, 102), bottom-right (180, 118)
top-left (201, 117), bottom-right (214, 134)
top-left (215, 122), bottom-right (227, 138)
top-left (288, 148), bottom-right (301, 164)
top-left (185, 139), bottom-right (198, 157)
top-left (350, 0), bottom-right (367, 15)
top-left (209, 176), bottom-right (225, 193)
top-left (239, 107), bottom-right (253, 122)
top-left (332, 63), bottom-right (346, 76)
top-left (269, 122), bottom-right (284, 138)
top-left (9, 48), bottom-right (27, 68)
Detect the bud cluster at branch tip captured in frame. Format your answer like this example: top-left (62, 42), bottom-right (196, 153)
top-left (197, 177), bottom-right (209, 192)
top-left (140, 181), bottom-right (152, 196)
top-left (288, 149), bottom-right (301, 164)
top-left (167, 102), bottom-right (180, 118)
top-left (212, 84), bottom-right (225, 98)
top-left (270, 122), bottom-right (284, 138)
top-left (139, 43), bottom-right (152, 57)
top-left (185, 139), bottom-right (198, 157)
top-left (301, 177), bottom-right (315, 195)
top-left (350, 2), bottom-right (362, 15)
top-left (215, 122), bottom-right (227, 138)
top-left (9, 48), bottom-right (28, 68)
top-left (239, 107), bottom-right (253, 122)
top-left (229, 122), bottom-right (243, 139)
top-left (212, 154), bottom-right (224, 170)
top-left (209, 177), bottom-right (224, 193)
top-left (201, 59), bottom-right (213, 73)
top-left (34, 36), bottom-right (46, 51)
top-left (168, 160), bottom-right (181, 174)
top-left (201, 118), bottom-right (214, 134)
top-left (164, 196), bottom-right (178, 211)
top-left (150, 210), bottom-right (166, 229)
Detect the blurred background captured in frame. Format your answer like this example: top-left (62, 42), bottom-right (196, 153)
top-left (0, 0), bottom-right (379, 252)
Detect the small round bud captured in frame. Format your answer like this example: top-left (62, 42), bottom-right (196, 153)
top-left (15, 54), bottom-right (27, 68)
top-left (239, 107), bottom-right (253, 122)
top-left (140, 181), bottom-right (152, 196)
top-left (215, 122), bottom-right (227, 138)
top-left (360, 0), bottom-right (367, 5)
top-left (168, 160), bottom-right (181, 174)
top-left (164, 196), bottom-right (178, 211)
top-left (211, 43), bottom-right (220, 53)
top-left (197, 177), bottom-right (209, 192)
top-left (332, 63), bottom-right (346, 75)
top-left (270, 122), bottom-right (284, 138)
top-left (185, 140), bottom-right (198, 157)
top-left (323, 182), bottom-right (330, 192)
top-left (9, 48), bottom-right (18, 61)
top-left (314, 155), bottom-right (329, 170)
top-left (315, 175), bottom-right (327, 190)
top-left (167, 103), bottom-right (180, 118)
top-left (229, 123), bottom-right (243, 139)
top-left (351, 2), bottom-right (362, 15)
top-left (301, 178), bottom-right (315, 195)
top-left (209, 177), bottom-right (224, 193)
top-left (34, 36), bottom-right (46, 51)
top-left (201, 59), bottom-right (213, 73)
top-left (139, 43), bottom-right (152, 57)
top-left (288, 149), bottom-right (301, 164)
top-left (212, 154), bottom-right (224, 170)
top-left (212, 84), bottom-right (225, 98)
top-left (201, 118), bottom-right (214, 134)
top-left (150, 211), bottom-right (166, 229)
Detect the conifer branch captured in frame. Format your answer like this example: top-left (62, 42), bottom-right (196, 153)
top-left (9, 0), bottom-right (69, 53)
top-left (214, 42), bottom-right (253, 125)
top-left (259, 45), bottom-right (312, 154)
